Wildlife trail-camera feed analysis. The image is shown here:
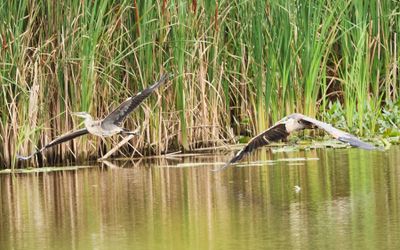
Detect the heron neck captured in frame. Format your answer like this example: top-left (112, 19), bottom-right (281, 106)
top-left (83, 115), bottom-right (93, 127)
top-left (285, 119), bottom-right (304, 133)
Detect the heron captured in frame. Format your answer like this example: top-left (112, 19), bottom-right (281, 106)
top-left (216, 113), bottom-right (378, 171)
top-left (17, 74), bottom-right (170, 160)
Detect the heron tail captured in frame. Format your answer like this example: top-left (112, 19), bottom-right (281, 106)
top-left (121, 126), bottom-right (141, 136)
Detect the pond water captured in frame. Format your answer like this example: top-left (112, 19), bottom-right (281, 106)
top-left (1, 146), bottom-right (400, 250)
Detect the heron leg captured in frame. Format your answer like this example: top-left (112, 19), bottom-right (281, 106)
top-left (99, 137), bottom-right (108, 157)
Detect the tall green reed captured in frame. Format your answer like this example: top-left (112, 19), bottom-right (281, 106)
top-left (171, 0), bottom-right (189, 150)
top-left (0, 0), bottom-right (399, 168)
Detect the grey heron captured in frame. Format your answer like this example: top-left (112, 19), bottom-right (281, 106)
top-left (216, 113), bottom-right (378, 171)
top-left (17, 74), bottom-right (170, 160)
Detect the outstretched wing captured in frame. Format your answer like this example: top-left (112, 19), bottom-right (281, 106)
top-left (298, 115), bottom-right (376, 150)
top-left (216, 123), bottom-right (289, 171)
top-left (17, 128), bottom-right (89, 160)
top-left (102, 74), bottom-right (169, 127)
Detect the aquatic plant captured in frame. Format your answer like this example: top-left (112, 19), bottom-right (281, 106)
top-left (0, 0), bottom-right (399, 168)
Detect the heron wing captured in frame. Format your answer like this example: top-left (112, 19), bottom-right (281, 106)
top-left (216, 123), bottom-right (289, 171)
top-left (17, 128), bottom-right (89, 160)
top-left (298, 115), bottom-right (376, 150)
top-left (102, 74), bottom-right (169, 127)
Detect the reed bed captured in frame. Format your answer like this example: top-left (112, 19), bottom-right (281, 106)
top-left (0, 0), bottom-right (399, 168)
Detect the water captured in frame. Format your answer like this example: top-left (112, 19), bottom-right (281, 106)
top-left (1, 147), bottom-right (400, 250)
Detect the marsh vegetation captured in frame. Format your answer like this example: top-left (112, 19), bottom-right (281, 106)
top-left (1, 0), bottom-right (399, 168)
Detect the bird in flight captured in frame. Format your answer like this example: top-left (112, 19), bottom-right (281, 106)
top-left (17, 74), bottom-right (170, 160)
top-left (216, 113), bottom-right (378, 171)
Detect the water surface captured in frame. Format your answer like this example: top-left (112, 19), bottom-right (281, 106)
top-left (1, 147), bottom-right (400, 249)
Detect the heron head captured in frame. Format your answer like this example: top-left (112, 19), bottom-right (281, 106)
top-left (72, 112), bottom-right (91, 119)
top-left (277, 113), bottom-right (303, 125)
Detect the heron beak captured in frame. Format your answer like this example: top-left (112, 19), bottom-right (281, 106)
top-left (71, 112), bottom-right (85, 118)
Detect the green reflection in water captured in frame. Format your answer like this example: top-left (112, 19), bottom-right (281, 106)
top-left (1, 147), bottom-right (400, 250)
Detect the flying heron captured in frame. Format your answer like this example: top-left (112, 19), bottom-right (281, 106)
top-left (216, 113), bottom-right (378, 171)
top-left (17, 74), bottom-right (170, 160)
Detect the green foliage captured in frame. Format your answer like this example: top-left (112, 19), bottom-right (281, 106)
top-left (379, 101), bottom-right (400, 137)
top-left (0, 0), bottom-right (399, 168)
top-left (322, 100), bottom-right (400, 138)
